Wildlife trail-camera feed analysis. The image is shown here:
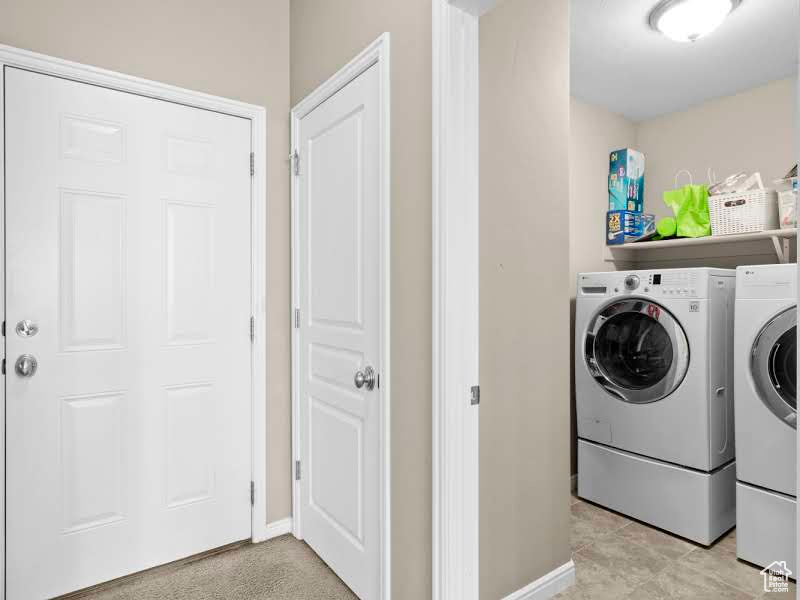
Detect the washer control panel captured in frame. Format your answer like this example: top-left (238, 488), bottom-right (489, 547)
top-left (579, 270), bottom-right (713, 298)
top-left (647, 271), bottom-right (699, 297)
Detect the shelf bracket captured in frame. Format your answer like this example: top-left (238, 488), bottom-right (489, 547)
top-left (771, 235), bottom-right (791, 264)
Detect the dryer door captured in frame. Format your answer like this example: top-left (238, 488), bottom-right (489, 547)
top-left (751, 306), bottom-right (797, 429)
top-left (585, 299), bottom-right (689, 404)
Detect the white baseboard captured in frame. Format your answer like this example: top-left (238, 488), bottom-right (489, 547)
top-left (502, 560), bottom-right (576, 600)
top-left (262, 517), bottom-right (293, 541)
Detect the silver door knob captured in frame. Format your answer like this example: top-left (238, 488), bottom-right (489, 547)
top-left (15, 319), bottom-right (38, 338)
top-left (15, 354), bottom-right (38, 378)
top-left (354, 366), bottom-right (376, 391)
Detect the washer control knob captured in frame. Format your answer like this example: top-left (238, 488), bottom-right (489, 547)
top-left (623, 274), bottom-right (640, 291)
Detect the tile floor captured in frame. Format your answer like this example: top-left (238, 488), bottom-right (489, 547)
top-left (556, 494), bottom-right (795, 599)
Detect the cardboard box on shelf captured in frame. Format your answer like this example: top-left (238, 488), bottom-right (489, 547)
top-left (607, 210), bottom-right (655, 245)
top-left (609, 148), bottom-right (645, 212)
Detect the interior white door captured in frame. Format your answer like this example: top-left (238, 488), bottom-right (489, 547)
top-left (297, 64), bottom-right (382, 600)
top-left (5, 67), bottom-right (253, 599)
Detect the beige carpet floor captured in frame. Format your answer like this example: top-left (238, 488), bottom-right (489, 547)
top-left (67, 535), bottom-right (358, 600)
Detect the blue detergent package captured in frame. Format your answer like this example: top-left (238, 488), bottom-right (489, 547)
top-left (609, 148), bottom-right (645, 212)
top-left (607, 211), bottom-right (655, 245)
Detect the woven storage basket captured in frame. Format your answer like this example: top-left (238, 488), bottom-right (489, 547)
top-left (709, 189), bottom-right (778, 236)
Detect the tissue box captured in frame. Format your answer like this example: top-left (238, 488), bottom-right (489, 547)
top-left (607, 211), bottom-right (655, 245)
top-left (775, 177), bottom-right (797, 229)
top-left (609, 148), bottom-right (645, 212)
top-left (778, 190), bottom-right (797, 229)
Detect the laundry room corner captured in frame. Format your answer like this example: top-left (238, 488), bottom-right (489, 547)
top-left (566, 1), bottom-right (799, 597)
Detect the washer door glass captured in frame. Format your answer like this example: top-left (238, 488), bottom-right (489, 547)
top-left (585, 299), bottom-right (689, 404)
top-left (594, 313), bottom-right (673, 388)
top-left (751, 306), bottom-right (797, 428)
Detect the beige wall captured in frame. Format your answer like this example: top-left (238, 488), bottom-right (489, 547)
top-left (569, 99), bottom-right (637, 279)
top-left (480, 1), bottom-right (572, 598)
top-left (638, 77), bottom-right (797, 221)
top-left (570, 78), bottom-right (796, 256)
top-left (0, 0), bottom-right (293, 522)
top-left (570, 77), bottom-right (796, 241)
top-left (568, 98), bottom-right (636, 474)
top-left (290, 2), bottom-right (433, 598)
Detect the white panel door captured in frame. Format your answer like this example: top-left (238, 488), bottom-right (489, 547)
top-left (297, 64), bottom-right (381, 600)
top-left (5, 67), bottom-right (252, 599)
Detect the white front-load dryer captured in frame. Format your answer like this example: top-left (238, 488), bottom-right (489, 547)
top-left (734, 263), bottom-right (797, 573)
top-left (575, 268), bottom-right (736, 545)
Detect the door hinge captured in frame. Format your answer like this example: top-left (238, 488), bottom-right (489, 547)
top-left (250, 481), bottom-right (255, 506)
top-left (1, 321), bottom-right (5, 336)
top-left (294, 308), bottom-right (300, 329)
top-left (250, 152), bottom-right (255, 177)
top-left (470, 385), bottom-right (480, 406)
top-left (1, 359), bottom-right (5, 375)
top-left (295, 460), bottom-right (301, 481)
top-left (250, 316), bottom-right (255, 342)
top-left (290, 150), bottom-right (300, 176)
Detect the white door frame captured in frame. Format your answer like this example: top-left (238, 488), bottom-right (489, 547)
top-left (432, 1), bottom-right (481, 599)
top-left (0, 44), bottom-right (269, 598)
top-left (290, 33), bottom-right (392, 600)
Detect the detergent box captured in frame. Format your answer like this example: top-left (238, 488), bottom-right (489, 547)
top-left (609, 148), bottom-right (645, 212)
top-left (607, 211), bottom-right (655, 245)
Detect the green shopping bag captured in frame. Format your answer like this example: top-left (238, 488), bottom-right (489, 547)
top-left (662, 170), bottom-right (711, 238)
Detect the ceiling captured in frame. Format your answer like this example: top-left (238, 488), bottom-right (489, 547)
top-left (571, 0), bottom-right (799, 121)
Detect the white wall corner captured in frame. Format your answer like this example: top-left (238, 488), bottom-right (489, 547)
top-left (501, 561), bottom-right (576, 600)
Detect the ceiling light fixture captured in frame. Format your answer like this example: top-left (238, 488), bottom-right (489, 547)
top-left (649, 0), bottom-right (741, 43)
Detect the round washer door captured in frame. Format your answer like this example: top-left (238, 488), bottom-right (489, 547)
top-left (751, 306), bottom-right (797, 429)
top-left (585, 299), bottom-right (690, 404)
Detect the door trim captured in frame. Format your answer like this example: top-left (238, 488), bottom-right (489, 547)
top-left (432, 2), bottom-right (480, 599)
top-left (290, 34), bottom-right (392, 600)
top-left (0, 43), bottom-right (269, 598)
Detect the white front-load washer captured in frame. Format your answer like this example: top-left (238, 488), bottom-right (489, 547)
top-left (734, 263), bottom-right (797, 573)
top-left (575, 268), bottom-right (736, 545)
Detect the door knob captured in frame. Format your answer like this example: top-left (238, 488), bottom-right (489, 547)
top-left (15, 354), bottom-right (38, 378)
top-left (354, 366), bottom-right (376, 391)
top-left (15, 319), bottom-right (38, 338)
